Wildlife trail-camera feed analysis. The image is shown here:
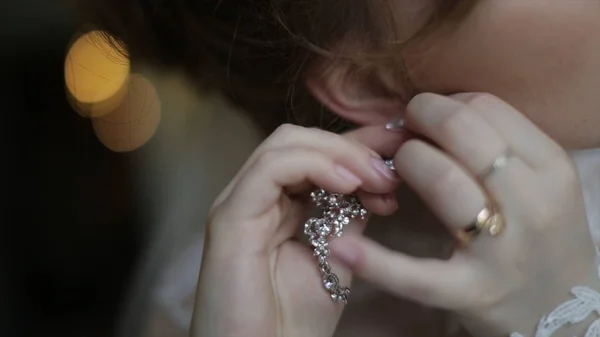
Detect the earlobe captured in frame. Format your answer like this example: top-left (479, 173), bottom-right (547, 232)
top-left (306, 64), bottom-right (405, 126)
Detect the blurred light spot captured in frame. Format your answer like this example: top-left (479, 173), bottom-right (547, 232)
top-left (92, 74), bottom-right (161, 152)
top-left (65, 30), bottom-right (130, 117)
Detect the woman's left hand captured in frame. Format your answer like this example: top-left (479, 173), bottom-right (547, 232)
top-left (331, 93), bottom-right (597, 337)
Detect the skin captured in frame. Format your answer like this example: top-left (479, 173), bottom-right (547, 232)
top-left (303, 1), bottom-right (600, 336)
top-left (140, 1), bottom-right (600, 337)
top-left (406, 0), bottom-right (600, 149)
top-left (312, 0), bottom-right (600, 149)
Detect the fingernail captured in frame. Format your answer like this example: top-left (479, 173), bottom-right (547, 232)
top-left (335, 165), bottom-right (363, 185)
top-left (449, 92), bottom-right (480, 103)
top-left (370, 157), bottom-right (398, 181)
top-left (331, 240), bottom-right (360, 266)
top-left (385, 115), bottom-right (405, 131)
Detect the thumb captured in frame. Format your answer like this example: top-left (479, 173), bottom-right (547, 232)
top-left (330, 233), bottom-right (470, 309)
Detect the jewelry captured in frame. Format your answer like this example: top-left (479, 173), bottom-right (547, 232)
top-left (384, 159), bottom-right (396, 171)
top-left (478, 150), bottom-right (512, 181)
top-left (455, 205), bottom-right (505, 246)
top-left (306, 159), bottom-right (394, 304)
top-left (306, 189), bottom-right (368, 304)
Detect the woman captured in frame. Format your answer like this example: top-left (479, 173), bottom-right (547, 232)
top-left (80, 1), bottom-right (600, 336)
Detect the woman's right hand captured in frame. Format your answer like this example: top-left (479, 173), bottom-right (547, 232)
top-left (191, 124), bottom-right (403, 337)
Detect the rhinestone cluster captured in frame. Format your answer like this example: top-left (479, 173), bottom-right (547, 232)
top-left (305, 189), bottom-right (368, 304)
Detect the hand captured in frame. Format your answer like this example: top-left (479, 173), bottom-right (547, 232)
top-left (191, 125), bottom-right (404, 337)
top-left (330, 93), bottom-right (597, 337)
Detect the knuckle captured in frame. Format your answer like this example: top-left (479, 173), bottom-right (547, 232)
top-left (438, 107), bottom-right (474, 139)
top-left (432, 167), bottom-right (466, 203)
top-left (525, 167), bottom-right (580, 232)
top-left (397, 139), bottom-right (424, 159)
top-left (271, 123), bottom-right (301, 140)
top-left (255, 149), bottom-right (281, 169)
top-left (522, 197), bottom-right (561, 232)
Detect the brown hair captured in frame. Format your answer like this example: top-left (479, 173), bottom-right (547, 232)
top-left (76, 0), bottom-right (474, 134)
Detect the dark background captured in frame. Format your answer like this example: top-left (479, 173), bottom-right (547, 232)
top-left (3, 1), bottom-right (142, 336)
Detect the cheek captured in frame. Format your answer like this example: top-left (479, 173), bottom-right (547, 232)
top-left (406, 0), bottom-right (600, 149)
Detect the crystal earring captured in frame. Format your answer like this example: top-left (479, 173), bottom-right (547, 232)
top-left (305, 159), bottom-right (395, 304)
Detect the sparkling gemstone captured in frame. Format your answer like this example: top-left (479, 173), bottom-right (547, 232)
top-left (384, 159), bottom-right (396, 171)
top-left (333, 225), bottom-right (342, 236)
top-left (319, 262), bottom-right (331, 274)
top-left (324, 274), bottom-right (339, 290)
top-left (314, 219), bottom-right (332, 236)
top-left (304, 218), bottom-right (317, 236)
top-left (310, 236), bottom-right (327, 248)
top-left (314, 245), bottom-right (330, 258)
top-left (328, 195), bottom-right (338, 205)
top-left (331, 293), bottom-right (347, 303)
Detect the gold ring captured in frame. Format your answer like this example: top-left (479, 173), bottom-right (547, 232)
top-left (455, 205), bottom-right (505, 246)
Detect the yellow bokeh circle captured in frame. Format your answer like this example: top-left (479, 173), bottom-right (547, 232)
top-left (65, 30), bottom-right (130, 118)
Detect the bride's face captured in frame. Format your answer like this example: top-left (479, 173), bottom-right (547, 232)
top-left (402, 0), bottom-right (600, 149)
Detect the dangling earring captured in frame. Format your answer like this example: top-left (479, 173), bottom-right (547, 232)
top-left (305, 159), bottom-right (396, 304)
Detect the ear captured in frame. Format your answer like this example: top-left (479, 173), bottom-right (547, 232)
top-left (306, 62), bottom-right (405, 126)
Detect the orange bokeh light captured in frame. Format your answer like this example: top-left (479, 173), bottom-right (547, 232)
top-left (65, 30), bottom-right (130, 118)
top-left (92, 74), bottom-right (162, 152)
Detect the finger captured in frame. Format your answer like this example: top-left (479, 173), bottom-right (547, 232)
top-left (405, 93), bottom-right (540, 220)
top-left (355, 191), bottom-right (398, 216)
top-left (212, 125), bottom-right (399, 208)
top-left (226, 148), bottom-right (363, 221)
top-left (393, 140), bottom-right (487, 232)
top-left (330, 234), bottom-right (472, 309)
top-left (392, 139), bottom-right (531, 259)
top-left (405, 93), bottom-right (509, 177)
top-left (343, 124), bottom-right (411, 159)
top-left (451, 93), bottom-right (566, 168)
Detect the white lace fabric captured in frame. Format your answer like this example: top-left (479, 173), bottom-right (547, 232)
top-left (510, 272), bottom-right (600, 337)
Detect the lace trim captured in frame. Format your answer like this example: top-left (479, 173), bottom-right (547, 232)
top-left (510, 248), bottom-right (600, 337)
